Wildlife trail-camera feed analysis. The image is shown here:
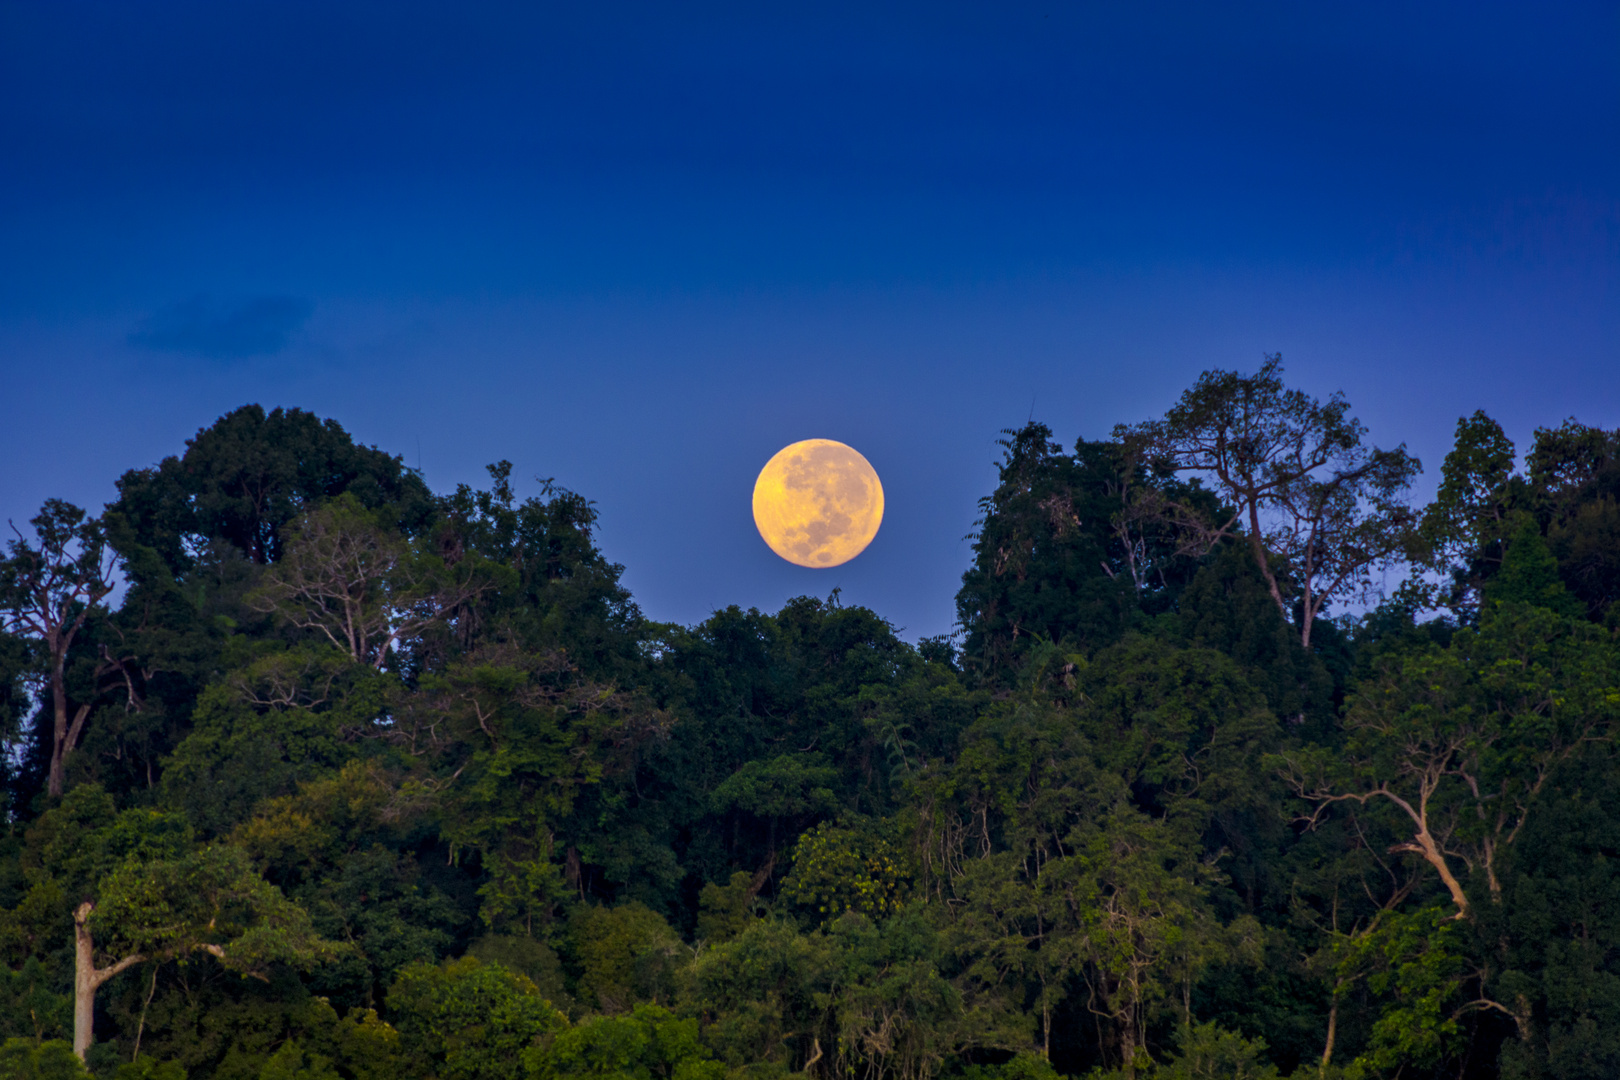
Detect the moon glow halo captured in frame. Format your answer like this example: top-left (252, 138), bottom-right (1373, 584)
top-left (752, 439), bottom-right (884, 568)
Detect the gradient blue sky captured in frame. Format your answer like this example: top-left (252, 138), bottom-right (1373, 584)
top-left (2, 2), bottom-right (1616, 639)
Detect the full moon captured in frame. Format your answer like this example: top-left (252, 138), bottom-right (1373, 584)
top-left (752, 439), bottom-right (884, 568)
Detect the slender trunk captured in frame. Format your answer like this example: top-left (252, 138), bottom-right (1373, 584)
top-left (133, 964), bottom-right (159, 1060)
top-left (1245, 499), bottom-right (1291, 631)
top-left (49, 660), bottom-right (68, 798)
top-left (1320, 993), bottom-right (1339, 1076)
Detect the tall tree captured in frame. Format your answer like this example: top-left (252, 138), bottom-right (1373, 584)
top-left (1280, 602), bottom-right (1620, 1057)
top-left (111, 404), bottom-right (433, 573)
top-left (0, 502), bottom-right (119, 798)
top-left (1285, 603), bottom-right (1617, 920)
top-left (1418, 411), bottom-right (1520, 617)
top-left (1529, 419), bottom-right (1620, 624)
top-left (74, 844), bottom-right (334, 1059)
top-left (1119, 355), bottom-right (1421, 649)
top-left (956, 425), bottom-right (1214, 679)
top-left (248, 494), bottom-right (494, 671)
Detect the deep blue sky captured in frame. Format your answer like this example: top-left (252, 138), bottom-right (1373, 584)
top-left (2, 2), bottom-right (1616, 639)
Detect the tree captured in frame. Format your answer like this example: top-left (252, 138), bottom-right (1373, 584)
top-left (1418, 411), bottom-right (1520, 616)
top-left (1482, 517), bottom-right (1584, 617)
top-left (248, 494), bottom-right (495, 671)
top-left (1528, 419), bottom-right (1620, 624)
top-left (955, 426), bottom-right (1156, 677)
top-left (110, 404), bottom-right (433, 572)
top-left (0, 501), bottom-right (120, 798)
top-left (690, 919), bottom-right (833, 1072)
top-left (916, 640), bottom-right (1272, 1075)
top-left (567, 903), bottom-right (685, 1014)
top-left (781, 819), bottom-right (908, 925)
top-left (541, 1002), bottom-right (723, 1080)
top-left (73, 843), bottom-right (335, 1059)
top-left (1119, 356), bottom-right (1422, 649)
top-left (0, 1038), bottom-right (88, 1080)
top-left (231, 761), bottom-right (470, 1006)
top-left (387, 644), bottom-right (668, 930)
top-left (387, 956), bottom-right (565, 1080)
top-left (1286, 603), bottom-right (1618, 920)
top-left (1490, 743), bottom-right (1620, 1078)
top-left (1280, 602), bottom-right (1620, 1055)
top-left (432, 462), bottom-right (647, 680)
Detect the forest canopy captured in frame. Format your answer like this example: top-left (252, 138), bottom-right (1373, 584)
top-left (2, 365), bottom-right (1618, 1080)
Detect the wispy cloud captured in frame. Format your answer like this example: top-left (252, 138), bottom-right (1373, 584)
top-left (129, 295), bottom-right (314, 359)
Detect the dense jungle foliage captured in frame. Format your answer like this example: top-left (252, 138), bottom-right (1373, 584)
top-left (2, 359), bottom-right (1619, 1080)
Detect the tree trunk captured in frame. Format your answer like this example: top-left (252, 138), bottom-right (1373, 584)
top-left (1319, 994), bottom-right (1338, 1076)
top-left (73, 903), bottom-right (96, 1059)
top-left (72, 902), bottom-right (142, 1061)
top-left (1245, 497), bottom-right (1292, 636)
top-left (1406, 827), bottom-right (1471, 920)
top-left (49, 661), bottom-right (69, 799)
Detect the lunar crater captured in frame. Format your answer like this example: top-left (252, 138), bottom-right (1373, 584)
top-left (752, 439), bottom-right (884, 568)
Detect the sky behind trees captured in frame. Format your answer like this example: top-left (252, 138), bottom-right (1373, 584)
top-left (2, 1), bottom-right (1615, 638)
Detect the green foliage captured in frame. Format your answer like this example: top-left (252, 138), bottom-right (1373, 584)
top-left (6, 395), bottom-right (1620, 1080)
top-left (539, 1003), bottom-right (723, 1080)
top-left (113, 1057), bottom-right (187, 1080)
top-left (1492, 745), bottom-right (1620, 1079)
top-left (112, 1062), bottom-right (187, 1080)
top-left (953, 1053), bottom-right (1061, 1080)
top-left (1345, 907), bottom-right (1466, 1073)
top-left (110, 404), bottom-right (433, 572)
top-left (1138, 1022), bottom-right (1282, 1080)
top-left (567, 904), bottom-right (684, 1015)
top-left (388, 957), bottom-right (565, 1080)
top-left (119, 991), bottom-right (396, 1080)
top-left (912, 648), bottom-right (1271, 1073)
top-left (1484, 515), bottom-right (1584, 617)
top-left (93, 844), bottom-right (337, 976)
top-left (392, 644), bottom-right (667, 934)
top-left (233, 762), bottom-right (468, 997)
top-left (0, 1038), bottom-right (89, 1080)
top-left (1419, 409), bottom-right (1519, 615)
top-left (689, 909), bottom-right (971, 1080)
top-left (694, 873), bottom-right (761, 944)
top-left (956, 426), bottom-right (1214, 679)
top-left (689, 918), bottom-right (829, 1071)
top-left (707, 757), bottom-right (839, 825)
top-left (956, 425), bottom-right (1134, 673)
top-left (0, 958), bottom-right (71, 1043)
top-left (467, 936), bottom-right (571, 1012)
top-left (821, 908), bottom-right (964, 1080)
top-left (433, 462), bottom-right (646, 681)
top-left (1169, 545), bottom-right (1333, 725)
top-left (781, 821), bottom-right (908, 923)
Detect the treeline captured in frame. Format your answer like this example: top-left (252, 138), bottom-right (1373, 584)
top-left (0, 358), bottom-right (1617, 1080)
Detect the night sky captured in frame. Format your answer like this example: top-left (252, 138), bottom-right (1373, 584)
top-left (2, 2), bottom-right (1615, 639)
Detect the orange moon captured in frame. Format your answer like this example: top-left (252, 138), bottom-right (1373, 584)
top-left (752, 439), bottom-right (884, 568)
